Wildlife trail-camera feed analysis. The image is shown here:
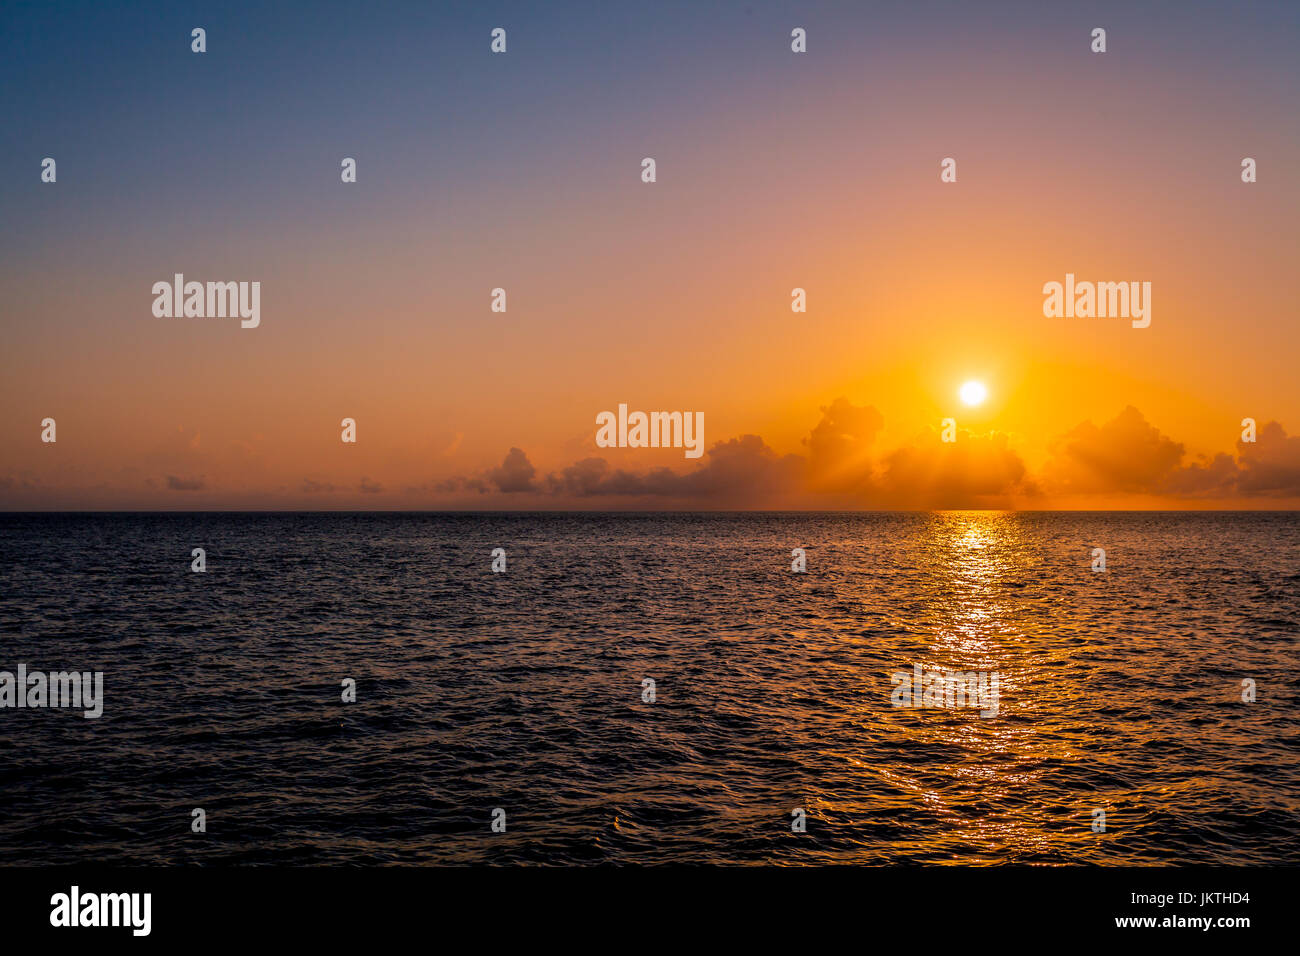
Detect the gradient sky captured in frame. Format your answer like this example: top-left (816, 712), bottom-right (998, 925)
top-left (3, 0), bottom-right (1299, 509)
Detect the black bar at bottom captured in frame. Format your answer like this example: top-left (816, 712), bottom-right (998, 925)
top-left (0, 865), bottom-right (1289, 943)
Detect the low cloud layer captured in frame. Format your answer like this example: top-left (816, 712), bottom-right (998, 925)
top-left (433, 402), bottom-right (1300, 508)
top-left (1043, 405), bottom-right (1184, 494)
top-left (545, 435), bottom-right (805, 504)
top-left (4, 403), bottom-right (1297, 509)
top-left (1042, 405), bottom-right (1300, 499)
top-left (881, 428), bottom-right (1034, 505)
top-left (1236, 421), bottom-right (1300, 495)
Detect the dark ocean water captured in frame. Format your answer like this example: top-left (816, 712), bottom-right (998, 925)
top-left (0, 511), bottom-right (1297, 865)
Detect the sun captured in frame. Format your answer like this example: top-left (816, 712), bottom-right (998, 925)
top-left (959, 380), bottom-right (987, 406)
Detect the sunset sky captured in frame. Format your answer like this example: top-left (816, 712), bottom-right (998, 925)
top-left (3, 0), bottom-right (1298, 509)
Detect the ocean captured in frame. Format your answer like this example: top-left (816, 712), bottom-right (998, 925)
top-left (1, 511), bottom-right (1296, 865)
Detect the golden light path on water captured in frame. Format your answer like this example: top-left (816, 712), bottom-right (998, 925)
top-left (872, 512), bottom-right (1090, 864)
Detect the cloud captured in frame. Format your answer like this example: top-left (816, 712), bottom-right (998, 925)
top-left (1236, 421), bottom-right (1300, 496)
top-left (301, 478), bottom-right (336, 494)
top-left (802, 398), bottom-right (884, 493)
top-left (487, 447), bottom-right (539, 493)
top-left (165, 475), bottom-right (205, 491)
top-left (1163, 452), bottom-right (1238, 497)
top-left (545, 434), bottom-right (803, 504)
top-left (359, 477), bottom-right (384, 494)
top-left (666, 434), bottom-right (804, 502)
top-left (1042, 406), bottom-right (1185, 494)
top-left (881, 428), bottom-right (1034, 506)
top-left (1042, 408), bottom-right (1300, 499)
top-left (432, 447), bottom-right (534, 494)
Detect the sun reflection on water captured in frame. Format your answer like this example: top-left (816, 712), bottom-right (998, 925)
top-left (880, 511), bottom-right (1088, 863)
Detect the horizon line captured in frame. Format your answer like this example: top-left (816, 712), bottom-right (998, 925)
top-left (4, 508), bottom-right (1299, 516)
